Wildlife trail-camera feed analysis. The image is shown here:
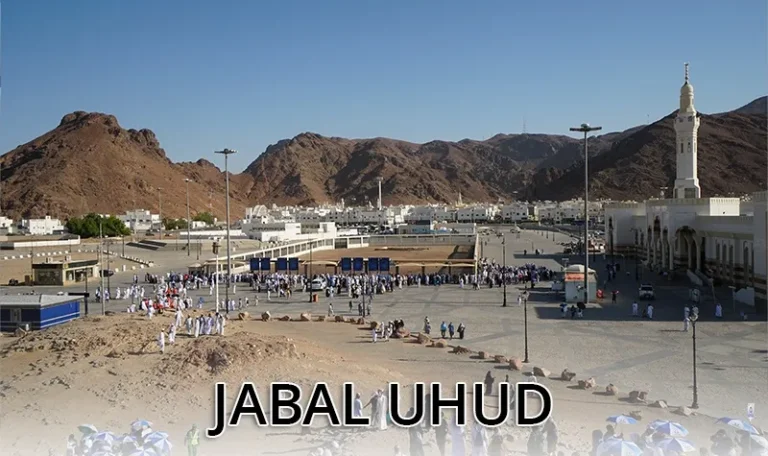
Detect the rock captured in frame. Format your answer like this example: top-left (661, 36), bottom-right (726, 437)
top-left (317, 315), bottom-right (326, 322)
top-left (237, 312), bottom-right (250, 321)
top-left (335, 315), bottom-right (345, 322)
top-left (628, 410), bottom-right (643, 421)
top-left (370, 321), bottom-right (380, 330)
top-left (417, 333), bottom-right (432, 345)
top-left (509, 358), bottom-right (523, 371)
top-left (432, 339), bottom-right (448, 348)
top-left (493, 355), bottom-right (508, 364)
top-left (261, 312), bottom-right (272, 322)
top-left (578, 377), bottom-right (597, 389)
top-left (478, 351), bottom-right (488, 360)
top-left (392, 328), bottom-right (410, 339)
top-left (533, 367), bottom-right (551, 378)
top-left (104, 311), bottom-right (116, 316)
top-left (650, 400), bottom-right (668, 409)
top-left (629, 390), bottom-right (648, 403)
top-left (560, 369), bottom-right (577, 381)
top-left (452, 346), bottom-right (471, 355)
top-left (300, 313), bottom-right (312, 322)
top-left (675, 406), bottom-right (693, 416)
top-left (356, 318), bottom-right (366, 325)
top-left (279, 315), bottom-right (291, 321)
top-left (605, 384), bottom-right (619, 396)
top-left (14, 328), bottom-right (28, 338)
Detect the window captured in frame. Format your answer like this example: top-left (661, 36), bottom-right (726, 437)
top-left (688, 141), bottom-right (692, 152)
top-left (680, 142), bottom-right (684, 153)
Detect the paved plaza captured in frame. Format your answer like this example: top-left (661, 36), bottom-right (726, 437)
top-left (3, 229), bottom-right (766, 420)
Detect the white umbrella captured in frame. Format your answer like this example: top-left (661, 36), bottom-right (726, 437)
top-left (608, 415), bottom-right (639, 425)
top-left (144, 431), bottom-right (172, 455)
top-left (91, 431), bottom-right (117, 445)
top-left (657, 438), bottom-right (697, 453)
top-left (648, 420), bottom-right (689, 437)
top-left (717, 418), bottom-right (759, 434)
top-left (131, 419), bottom-right (153, 432)
top-left (597, 438), bottom-right (643, 456)
top-left (129, 449), bottom-right (159, 456)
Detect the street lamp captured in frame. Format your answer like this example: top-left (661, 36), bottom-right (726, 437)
top-left (570, 123), bottom-right (602, 304)
top-left (690, 311), bottom-right (699, 409)
top-left (499, 233), bottom-right (507, 307)
top-left (185, 178), bottom-right (192, 256)
top-left (157, 187), bottom-right (163, 241)
top-left (215, 148), bottom-right (237, 310)
top-left (523, 291), bottom-right (530, 363)
top-left (308, 239), bottom-right (315, 303)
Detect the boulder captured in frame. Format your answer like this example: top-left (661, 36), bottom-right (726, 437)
top-left (628, 410), bottom-right (643, 421)
top-left (478, 351), bottom-right (488, 360)
top-left (605, 384), bottom-right (619, 396)
top-left (628, 390), bottom-right (648, 403)
top-left (317, 315), bottom-right (326, 322)
top-left (417, 333), bottom-right (432, 345)
top-left (560, 369), bottom-right (577, 381)
top-left (674, 406), bottom-right (693, 417)
top-left (493, 355), bottom-right (508, 364)
top-left (577, 377), bottom-right (597, 390)
top-left (237, 312), bottom-right (250, 321)
top-left (370, 321), bottom-right (380, 330)
top-left (279, 315), bottom-right (291, 321)
top-left (335, 315), bottom-right (345, 322)
top-left (533, 367), bottom-right (551, 378)
top-left (261, 312), bottom-right (272, 322)
top-left (13, 328), bottom-right (28, 338)
top-left (300, 313), bottom-right (312, 322)
top-left (393, 328), bottom-right (410, 339)
top-left (432, 339), bottom-right (448, 348)
top-left (650, 400), bottom-right (668, 409)
top-left (356, 318), bottom-right (366, 325)
top-left (452, 346), bottom-right (471, 355)
top-left (509, 358), bottom-right (523, 371)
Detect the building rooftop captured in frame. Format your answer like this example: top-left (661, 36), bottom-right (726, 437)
top-left (0, 294), bottom-right (82, 307)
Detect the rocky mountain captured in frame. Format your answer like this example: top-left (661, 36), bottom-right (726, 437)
top-left (0, 111), bottom-right (252, 220)
top-left (0, 98), bottom-right (764, 220)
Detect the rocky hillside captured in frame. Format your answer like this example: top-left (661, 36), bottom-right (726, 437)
top-left (0, 98), bottom-right (764, 220)
top-left (0, 112), bottom-right (251, 219)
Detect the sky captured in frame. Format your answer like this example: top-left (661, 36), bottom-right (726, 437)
top-left (1, 0), bottom-right (766, 172)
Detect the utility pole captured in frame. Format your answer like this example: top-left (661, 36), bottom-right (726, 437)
top-left (185, 178), bottom-right (192, 256)
top-left (308, 240), bottom-right (314, 303)
top-left (690, 311), bottom-right (700, 409)
top-left (500, 233), bottom-right (507, 307)
top-left (99, 220), bottom-right (105, 315)
top-left (215, 149), bottom-right (237, 309)
top-left (570, 123), bottom-right (602, 304)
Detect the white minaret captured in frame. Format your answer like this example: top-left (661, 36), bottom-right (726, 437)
top-left (673, 63), bottom-right (701, 199)
top-left (376, 177), bottom-right (383, 211)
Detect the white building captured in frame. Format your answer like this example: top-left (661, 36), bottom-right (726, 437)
top-left (0, 216), bottom-right (15, 234)
top-left (500, 203), bottom-right (536, 222)
top-left (456, 206), bottom-right (497, 223)
top-left (20, 216), bottom-right (65, 235)
top-left (118, 210), bottom-right (160, 232)
top-left (605, 64), bottom-right (767, 314)
top-left (405, 206), bottom-right (457, 223)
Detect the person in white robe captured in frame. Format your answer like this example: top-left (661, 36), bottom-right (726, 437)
top-left (372, 328), bottom-right (378, 343)
top-left (376, 391), bottom-right (388, 430)
top-left (715, 303), bottom-right (723, 318)
top-left (186, 316), bottom-right (193, 336)
top-left (647, 304), bottom-right (654, 320)
top-left (148, 306), bottom-right (154, 320)
top-left (450, 416), bottom-right (466, 456)
top-left (175, 309), bottom-right (184, 328)
top-left (471, 422), bottom-right (488, 456)
top-left (353, 393), bottom-right (363, 418)
top-left (632, 301), bottom-right (639, 316)
top-left (194, 317), bottom-right (201, 338)
top-left (168, 324), bottom-right (176, 344)
top-left (158, 331), bottom-right (166, 354)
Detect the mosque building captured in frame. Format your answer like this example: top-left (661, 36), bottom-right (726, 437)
top-left (605, 64), bottom-right (767, 314)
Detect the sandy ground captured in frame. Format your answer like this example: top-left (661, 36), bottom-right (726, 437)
top-left (1, 312), bottom-right (762, 456)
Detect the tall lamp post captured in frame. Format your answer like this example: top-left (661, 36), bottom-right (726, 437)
top-left (499, 233), bottom-right (507, 307)
top-left (690, 311), bottom-right (699, 409)
top-left (157, 187), bottom-right (163, 241)
top-left (185, 178), bottom-right (192, 256)
top-left (569, 123), bottom-right (602, 304)
top-left (215, 149), bottom-right (236, 310)
top-left (308, 240), bottom-right (314, 303)
top-left (523, 290), bottom-right (530, 363)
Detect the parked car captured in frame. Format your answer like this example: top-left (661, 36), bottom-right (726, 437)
top-left (310, 278), bottom-right (326, 292)
top-left (639, 284), bottom-right (655, 300)
top-left (99, 269), bottom-right (115, 278)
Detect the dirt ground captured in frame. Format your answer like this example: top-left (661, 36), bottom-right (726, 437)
top-left (0, 313), bottom-right (752, 456)
top-left (299, 246), bottom-right (475, 274)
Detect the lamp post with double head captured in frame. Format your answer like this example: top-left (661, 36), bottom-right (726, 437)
top-left (499, 233), bottom-right (507, 307)
top-left (185, 178), bottom-right (192, 256)
top-left (569, 123), bottom-right (602, 304)
top-left (214, 149), bottom-right (237, 310)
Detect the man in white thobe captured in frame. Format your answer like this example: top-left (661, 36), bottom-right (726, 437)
top-left (158, 331), bottom-right (166, 354)
top-left (450, 417), bottom-right (466, 456)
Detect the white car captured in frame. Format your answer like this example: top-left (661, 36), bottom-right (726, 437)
top-left (639, 284), bottom-right (655, 300)
top-left (310, 278), bottom-right (326, 292)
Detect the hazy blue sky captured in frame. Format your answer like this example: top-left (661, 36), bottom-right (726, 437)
top-left (1, 0), bottom-right (765, 171)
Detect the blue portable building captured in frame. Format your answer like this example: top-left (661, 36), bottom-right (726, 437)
top-left (0, 294), bottom-right (83, 332)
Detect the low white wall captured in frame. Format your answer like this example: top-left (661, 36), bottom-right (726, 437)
top-left (368, 234), bottom-right (476, 246)
top-left (0, 238), bottom-right (82, 249)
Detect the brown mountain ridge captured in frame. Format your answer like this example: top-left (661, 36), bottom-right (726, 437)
top-left (0, 98), bottom-right (765, 220)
